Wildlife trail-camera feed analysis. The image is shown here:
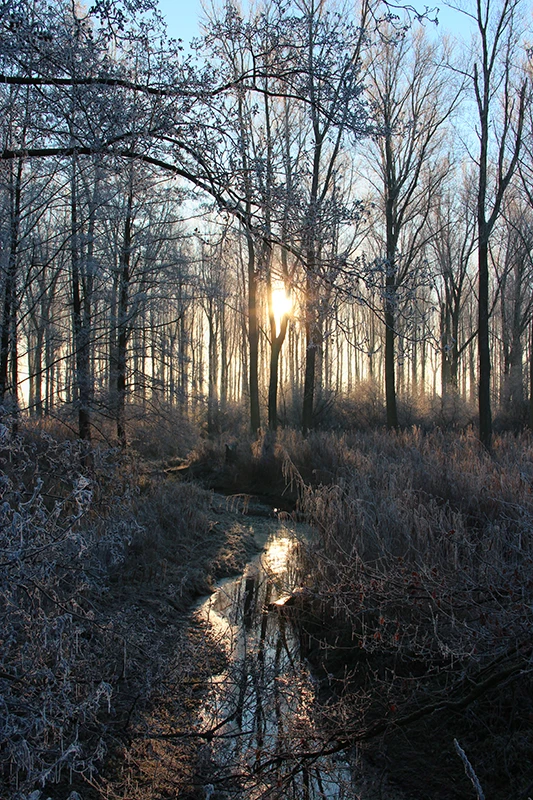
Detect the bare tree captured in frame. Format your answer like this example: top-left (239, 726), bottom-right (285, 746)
top-left (365, 26), bottom-right (460, 427)
top-left (461, 0), bottom-right (528, 447)
top-left (517, 77), bottom-right (533, 428)
top-left (496, 197), bottom-right (533, 415)
top-left (429, 178), bottom-right (477, 395)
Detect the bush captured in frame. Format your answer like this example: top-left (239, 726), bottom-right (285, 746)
top-left (128, 404), bottom-right (202, 461)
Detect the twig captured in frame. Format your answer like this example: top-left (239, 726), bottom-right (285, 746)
top-left (454, 739), bottom-right (485, 800)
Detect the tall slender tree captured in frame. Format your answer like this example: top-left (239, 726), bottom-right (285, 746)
top-left (365, 27), bottom-right (460, 428)
top-left (466, 0), bottom-right (527, 448)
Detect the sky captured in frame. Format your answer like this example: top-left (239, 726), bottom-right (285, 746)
top-left (156, 0), bottom-right (472, 49)
top-left (157, 0), bottom-right (205, 45)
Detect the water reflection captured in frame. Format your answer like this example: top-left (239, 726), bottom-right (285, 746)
top-left (263, 532), bottom-right (295, 574)
top-left (196, 523), bottom-right (353, 799)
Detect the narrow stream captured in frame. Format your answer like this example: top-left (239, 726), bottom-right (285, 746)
top-left (195, 517), bottom-right (354, 799)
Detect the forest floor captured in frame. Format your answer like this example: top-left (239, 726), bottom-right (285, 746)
top-left (98, 478), bottom-right (409, 800)
top-left (96, 452), bottom-right (420, 800)
top-left (97, 430), bottom-right (533, 800)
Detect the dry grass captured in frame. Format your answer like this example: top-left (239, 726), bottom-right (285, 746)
top-left (114, 479), bottom-right (260, 606)
top-left (279, 428), bottom-right (533, 799)
top-left (127, 403), bottom-right (203, 461)
top-left (6, 417), bottom-right (531, 798)
top-left (0, 420), bottom-right (261, 800)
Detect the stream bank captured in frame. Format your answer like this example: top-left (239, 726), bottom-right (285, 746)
top-left (100, 476), bottom-right (411, 800)
top-left (96, 489), bottom-right (308, 799)
top-left (189, 512), bottom-right (411, 800)
top-left (107, 435), bottom-right (533, 800)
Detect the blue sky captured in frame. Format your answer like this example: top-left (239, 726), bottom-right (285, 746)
top-left (157, 0), bottom-right (204, 45)
top-left (157, 1), bottom-right (472, 47)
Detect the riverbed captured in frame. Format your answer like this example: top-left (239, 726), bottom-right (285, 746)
top-left (193, 514), bottom-right (358, 799)
top-left (111, 496), bottom-right (407, 800)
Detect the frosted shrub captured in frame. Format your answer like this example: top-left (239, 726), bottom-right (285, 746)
top-left (0, 428), bottom-right (138, 797)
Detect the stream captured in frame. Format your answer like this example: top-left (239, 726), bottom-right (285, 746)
top-left (194, 514), bottom-right (354, 799)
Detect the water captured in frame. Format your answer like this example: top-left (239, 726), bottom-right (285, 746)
top-left (196, 520), bottom-right (354, 799)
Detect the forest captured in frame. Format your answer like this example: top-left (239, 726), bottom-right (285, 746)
top-left (1, 0), bottom-right (533, 798)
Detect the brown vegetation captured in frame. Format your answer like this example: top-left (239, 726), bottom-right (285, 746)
top-left (166, 424), bottom-right (533, 797)
top-left (281, 428), bottom-right (533, 799)
top-left (3, 418), bottom-right (533, 799)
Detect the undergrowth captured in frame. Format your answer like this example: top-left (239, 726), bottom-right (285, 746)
top-left (281, 428), bottom-right (533, 799)
top-left (0, 419), bottom-right (254, 800)
top-left (4, 417), bottom-right (533, 799)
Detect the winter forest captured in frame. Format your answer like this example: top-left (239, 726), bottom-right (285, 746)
top-left (2, 0), bottom-right (533, 798)
top-left (0, 0), bottom-right (530, 445)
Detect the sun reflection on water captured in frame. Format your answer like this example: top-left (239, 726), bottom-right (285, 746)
top-left (262, 529), bottom-right (295, 575)
top-left (194, 521), bottom-right (353, 798)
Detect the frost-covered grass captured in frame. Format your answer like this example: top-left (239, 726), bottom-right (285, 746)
top-left (5, 420), bottom-right (532, 798)
top-left (0, 420), bottom-right (245, 800)
top-left (0, 422), bottom-right (140, 797)
top-left (280, 427), bottom-right (533, 799)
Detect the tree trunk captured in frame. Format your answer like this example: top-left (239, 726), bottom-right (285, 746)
top-left (302, 270), bottom-right (319, 435)
top-left (247, 228), bottom-right (261, 435)
top-left (268, 313), bottom-right (289, 430)
top-left (0, 159), bottom-right (23, 417)
top-left (207, 301), bottom-right (219, 436)
top-left (478, 235), bottom-right (492, 449)
top-left (529, 317), bottom-right (533, 430)
top-left (385, 277), bottom-right (399, 429)
top-left (441, 302), bottom-right (452, 395)
top-left (384, 128), bottom-right (399, 429)
top-left (116, 178), bottom-right (134, 447)
top-left (219, 301), bottom-right (228, 412)
top-left (71, 159), bottom-right (92, 441)
top-left (267, 240), bottom-right (290, 430)
top-left (450, 302), bottom-right (461, 390)
top-left (179, 291), bottom-right (188, 411)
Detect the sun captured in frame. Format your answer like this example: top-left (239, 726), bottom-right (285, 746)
top-left (271, 285), bottom-right (292, 335)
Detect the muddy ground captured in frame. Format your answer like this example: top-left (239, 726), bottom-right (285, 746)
top-left (89, 488), bottom-right (289, 800)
